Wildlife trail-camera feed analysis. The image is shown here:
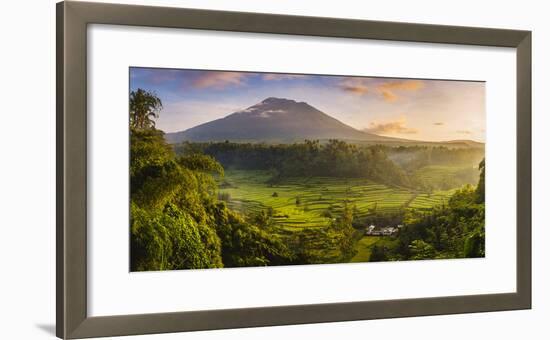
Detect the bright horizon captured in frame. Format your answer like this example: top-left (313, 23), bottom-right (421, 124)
top-left (130, 67), bottom-right (486, 143)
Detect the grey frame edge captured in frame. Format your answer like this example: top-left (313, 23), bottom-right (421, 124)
top-left (56, 1), bottom-right (532, 339)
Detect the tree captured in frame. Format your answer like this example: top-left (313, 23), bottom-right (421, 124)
top-left (475, 159), bottom-right (485, 204)
top-left (333, 203), bottom-right (357, 260)
top-left (369, 245), bottom-right (387, 262)
top-left (130, 88), bottom-right (163, 129)
top-left (409, 240), bottom-right (436, 260)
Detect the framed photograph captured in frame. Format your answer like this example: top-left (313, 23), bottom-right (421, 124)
top-left (57, 1), bottom-right (531, 338)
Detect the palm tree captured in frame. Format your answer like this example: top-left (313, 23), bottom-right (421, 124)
top-left (130, 88), bottom-right (163, 129)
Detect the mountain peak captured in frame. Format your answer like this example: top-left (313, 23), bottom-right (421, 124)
top-left (165, 98), bottom-right (400, 143)
top-left (261, 97), bottom-right (297, 105)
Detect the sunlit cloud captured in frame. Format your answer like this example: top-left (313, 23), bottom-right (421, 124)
top-left (193, 71), bottom-right (249, 89)
top-left (381, 90), bottom-right (398, 102)
top-left (338, 78), bottom-right (424, 102)
top-left (379, 80), bottom-right (424, 91)
top-left (377, 80), bottom-right (424, 102)
top-left (364, 118), bottom-right (418, 135)
top-left (338, 78), bottom-right (370, 95)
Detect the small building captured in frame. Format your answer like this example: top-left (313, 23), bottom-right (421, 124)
top-left (381, 227), bottom-right (398, 236)
top-left (366, 225), bottom-right (399, 236)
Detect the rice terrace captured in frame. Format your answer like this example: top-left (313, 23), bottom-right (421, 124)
top-left (220, 169), bottom-right (459, 228)
top-left (129, 67), bottom-right (486, 271)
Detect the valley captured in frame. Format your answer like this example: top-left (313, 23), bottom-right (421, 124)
top-left (218, 167), bottom-right (465, 262)
top-left (219, 169), bottom-right (457, 230)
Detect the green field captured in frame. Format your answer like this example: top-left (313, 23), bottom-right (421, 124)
top-left (219, 169), bottom-right (456, 230)
top-left (220, 170), bottom-right (412, 229)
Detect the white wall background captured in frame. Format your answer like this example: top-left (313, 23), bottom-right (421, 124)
top-left (0, 0), bottom-right (547, 339)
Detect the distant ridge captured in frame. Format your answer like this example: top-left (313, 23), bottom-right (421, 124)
top-left (441, 139), bottom-right (485, 147)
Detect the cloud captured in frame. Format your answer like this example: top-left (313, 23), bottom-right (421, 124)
top-left (193, 71), bottom-right (249, 89)
top-left (381, 90), bottom-right (398, 102)
top-left (338, 78), bottom-right (424, 101)
top-left (338, 78), bottom-right (369, 95)
top-left (379, 80), bottom-right (424, 91)
top-left (262, 73), bottom-right (308, 81)
top-left (364, 118), bottom-right (419, 135)
top-left (377, 80), bottom-right (424, 102)
top-left (456, 130), bottom-right (472, 134)
top-left (434, 122), bottom-right (445, 126)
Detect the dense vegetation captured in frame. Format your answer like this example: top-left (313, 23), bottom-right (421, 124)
top-left (129, 90), bottom-right (296, 270)
top-left (369, 163), bottom-right (486, 262)
top-left (177, 140), bottom-right (407, 183)
top-left (130, 128), bottom-right (299, 270)
top-left (130, 88), bottom-right (485, 271)
top-left (176, 140), bottom-right (483, 191)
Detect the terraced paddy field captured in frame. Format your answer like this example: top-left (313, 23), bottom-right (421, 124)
top-left (217, 169), bottom-right (462, 263)
top-left (219, 170), bottom-right (454, 230)
top-left (415, 164), bottom-right (479, 190)
top-left (408, 190), bottom-right (456, 210)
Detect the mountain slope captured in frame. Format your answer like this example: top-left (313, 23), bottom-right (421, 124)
top-left (165, 97), bottom-right (400, 143)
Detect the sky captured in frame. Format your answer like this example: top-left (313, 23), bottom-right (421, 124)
top-left (130, 67), bottom-right (486, 142)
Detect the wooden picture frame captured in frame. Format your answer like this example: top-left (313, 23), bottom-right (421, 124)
top-left (57, 1), bottom-right (531, 338)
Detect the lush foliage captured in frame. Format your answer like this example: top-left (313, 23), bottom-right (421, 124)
top-left (130, 128), bottom-right (296, 271)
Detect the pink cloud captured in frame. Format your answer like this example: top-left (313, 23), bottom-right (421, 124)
top-left (193, 72), bottom-right (249, 89)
